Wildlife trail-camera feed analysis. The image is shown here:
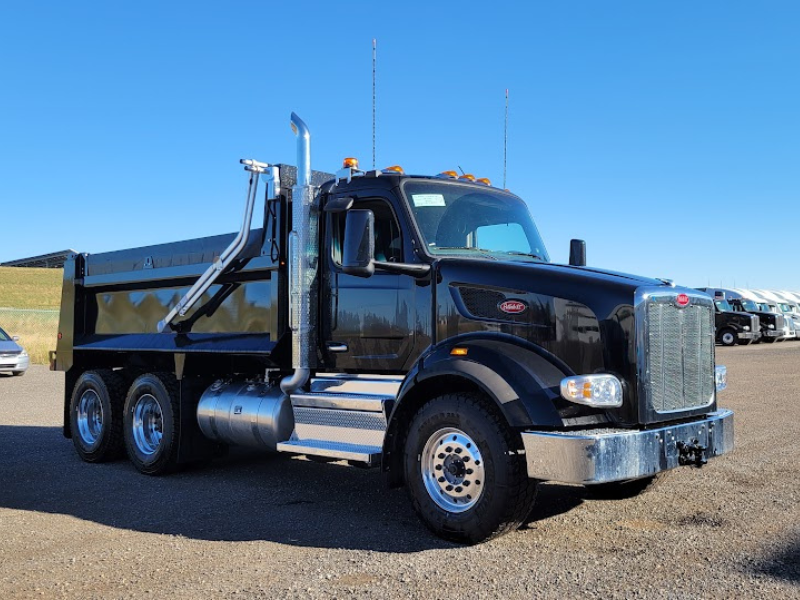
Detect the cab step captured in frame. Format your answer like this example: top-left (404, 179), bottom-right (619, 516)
top-left (275, 439), bottom-right (382, 466)
top-left (275, 384), bottom-right (394, 466)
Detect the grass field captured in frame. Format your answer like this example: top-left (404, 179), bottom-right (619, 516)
top-left (0, 267), bottom-right (63, 364)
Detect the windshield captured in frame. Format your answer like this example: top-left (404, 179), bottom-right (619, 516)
top-left (779, 303), bottom-right (794, 313)
top-left (402, 180), bottom-right (549, 261)
top-left (0, 327), bottom-right (10, 342)
top-left (715, 300), bottom-right (733, 312)
top-left (741, 300), bottom-right (760, 312)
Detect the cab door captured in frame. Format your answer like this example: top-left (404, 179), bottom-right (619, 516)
top-left (322, 193), bottom-right (415, 373)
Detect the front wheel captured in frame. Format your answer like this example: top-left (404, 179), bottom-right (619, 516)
top-left (717, 329), bottom-right (737, 347)
top-left (403, 392), bottom-right (538, 544)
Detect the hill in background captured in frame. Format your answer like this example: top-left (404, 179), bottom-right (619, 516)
top-left (0, 267), bottom-right (62, 310)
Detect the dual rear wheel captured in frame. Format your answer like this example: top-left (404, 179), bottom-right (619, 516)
top-left (69, 370), bottom-right (180, 475)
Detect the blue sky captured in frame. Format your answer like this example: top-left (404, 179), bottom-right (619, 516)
top-left (1, 2), bottom-right (798, 289)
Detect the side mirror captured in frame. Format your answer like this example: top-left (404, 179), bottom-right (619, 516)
top-left (342, 209), bottom-right (375, 277)
top-left (12, 336), bottom-right (19, 342)
top-left (569, 239), bottom-right (586, 267)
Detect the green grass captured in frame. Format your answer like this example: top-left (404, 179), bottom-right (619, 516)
top-left (0, 267), bottom-right (63, 364)
top-left (0, 266), bottom-right (63, 309)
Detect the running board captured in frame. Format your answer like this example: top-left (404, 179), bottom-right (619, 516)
top-left (275, 387), bottom-right (394, 466)
top-left (276, 440), bottom-right (382, 466)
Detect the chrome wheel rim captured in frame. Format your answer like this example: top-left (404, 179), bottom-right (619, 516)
top-left (132, 394), bottom-right (163, 456)
top-left (421, 427), bottom-right (486, 513)
top-left (722, 332), bottom-right (735, 345)
top-left (76, 390), bottom-right (103, 447)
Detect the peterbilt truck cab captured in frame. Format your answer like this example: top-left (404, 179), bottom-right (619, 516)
top-left (54, 113), bottom-right (733, 544)
top-left (706, 289), bottom-right (786, 344)
top-left (699, 292), bottom-right (761, 346)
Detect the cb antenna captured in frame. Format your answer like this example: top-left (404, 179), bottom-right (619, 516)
top-left (503, 88), bottom-right (509, 188)
top-left (372, 38), bottom-right (377, 169)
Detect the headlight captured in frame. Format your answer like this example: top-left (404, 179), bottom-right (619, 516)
top-left (560, 374), bottom-right (623, 408)
top-left (20, 350), bottom-right (28, 357)
top-left (768, 324), bottom-right (776, 330)
top-left (742, 326), bottom-right (750, 331)
top-left (715, 366), bottom-right (727, 392)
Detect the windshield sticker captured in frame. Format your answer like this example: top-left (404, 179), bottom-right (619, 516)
top-left (411, 194), bottom-right (446, 207)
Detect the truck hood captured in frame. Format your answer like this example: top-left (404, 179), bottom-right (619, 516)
top-left (436, 257), bottom-right (667, 313)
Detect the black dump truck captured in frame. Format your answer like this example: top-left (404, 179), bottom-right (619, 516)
top-left (54, 113), bottom-right (733, 543)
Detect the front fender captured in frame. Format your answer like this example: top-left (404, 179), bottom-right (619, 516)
top-left (381, 333), bottom-right (572, 485)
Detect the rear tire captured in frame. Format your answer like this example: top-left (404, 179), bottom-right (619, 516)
top-left (123, 372), bottom-right (181, 475)
top-left (717, 329), bottom-right (737, 347)
top-left (403, 392), bottom-right (538, 544)
top-left (69, 369), bottom-right (126, 463)
top-left (585, 473), bottom-right (665, 500)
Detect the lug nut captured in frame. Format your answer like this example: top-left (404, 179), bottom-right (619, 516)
top-left (435, 464), bottom-right (442, 471)
top-left (455, 448), bottom-right (462, 454)
top-left (438, 477), bottom-right (445, 483)
top-left (445, 446), bottom-right (453, 453)
top-left (446, 485), bottom-right (453, 491)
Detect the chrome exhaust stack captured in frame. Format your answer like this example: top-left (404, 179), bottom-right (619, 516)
top-left (281, 113), bottom-right (317, 394)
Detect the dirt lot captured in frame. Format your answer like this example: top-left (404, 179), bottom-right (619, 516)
top-left (1, 344), bottom-right (798, 599)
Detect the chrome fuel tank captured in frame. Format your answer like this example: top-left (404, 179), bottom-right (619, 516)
top-left (197, 381), bottom-right (294, 450)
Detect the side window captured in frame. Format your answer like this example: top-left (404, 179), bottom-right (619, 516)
top-left (331, 198), bottom-right (403, 266)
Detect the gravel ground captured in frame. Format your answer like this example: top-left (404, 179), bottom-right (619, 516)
top-left (1, 345), bottom-right (798, 600)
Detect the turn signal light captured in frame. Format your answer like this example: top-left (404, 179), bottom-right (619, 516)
top-left (383, 165), bottom-right (404, 174)
top-left (342, 157), bottom-right (359, 169)
top-left (560, 374), bottom-right (623, 408)
top-left (476, 177), bottom-right (491, 186)
top-left (458, 174), bottom-right (476, 182)
top-left (439, 170), bottom-right (458, 178)
top-left (450, 347), bottom-right (469, 356)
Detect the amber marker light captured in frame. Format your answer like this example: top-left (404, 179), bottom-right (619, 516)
top-left (476, 177), bottom-right (491, 186)
top-left (383, 165), bottom-right (405, 174)
top-left (439, 170), bottom-right (458, 178)
top-left (342, 157), bottom-right (359, 169)
top-left (450, 347), bottom-right (469, 356)
top-left (458, 173), bottom-right (476, 181)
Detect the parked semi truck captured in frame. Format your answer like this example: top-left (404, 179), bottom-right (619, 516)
top-left (53, 114), bottom-right (733, 543)
top-left (698, 292), bottom-right (761, 346)
top-left (700, 288), bottom-right (785, 344)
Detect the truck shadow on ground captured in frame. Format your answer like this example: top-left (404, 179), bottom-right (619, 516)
top-left (0, 425), bottom-right (583, 553)
top-left (751, 537), bottom-right (800, 584)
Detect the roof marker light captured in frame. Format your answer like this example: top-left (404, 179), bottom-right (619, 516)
top-left (438, 170), bottom-right (459, 179)
top-left (383, 165), bottom-right (405, 174)
top-left (458, 174), bottom-right (476, 182)
top-left (342, 157), bottom-right (359, 169)
top-left (476, 177), bottom-right (491, 186)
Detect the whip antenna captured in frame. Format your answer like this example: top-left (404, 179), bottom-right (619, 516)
top-left (372, 38), bottom-right (377, 169)
top-left (503, 88), bottom-right (509, 188)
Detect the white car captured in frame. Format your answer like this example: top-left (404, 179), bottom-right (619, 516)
top-left (0, 326), bottom-right (30, 376)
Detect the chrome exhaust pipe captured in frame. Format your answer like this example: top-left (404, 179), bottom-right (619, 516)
top-left (281, 113), bottom-right (316, 394)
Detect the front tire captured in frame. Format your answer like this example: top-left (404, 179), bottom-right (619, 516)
top-left (12, 371), bottom-right (25, 376)
top-left (717, 329), bottom-right (737, 347)
top-left (403, 392), bottom-right (538, 544)
top-left (124, 372), bottom-right (181, 475)
top-left (69, 369), bottom-right (126, 463)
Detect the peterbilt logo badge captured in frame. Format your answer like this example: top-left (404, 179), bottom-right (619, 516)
top-left (676, 293), bottom-right (690, 307)
top-left (498, 299), bottom-right (527, 314)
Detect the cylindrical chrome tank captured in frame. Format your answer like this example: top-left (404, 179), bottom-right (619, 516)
top-left (197, 381), bottom-right (294, 450)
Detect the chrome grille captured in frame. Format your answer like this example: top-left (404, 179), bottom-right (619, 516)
top-left (751, 315), bottom-right (760, 332)
top-left (637, 289), bottom-right (715, 419)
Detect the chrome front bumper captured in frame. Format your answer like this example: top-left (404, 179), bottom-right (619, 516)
top-left (737, 331), bottom-right (759, 340)
top-left (763, 330), bottom-right (782, 338)
top-left (520, 409), bottom-right (734, 485)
